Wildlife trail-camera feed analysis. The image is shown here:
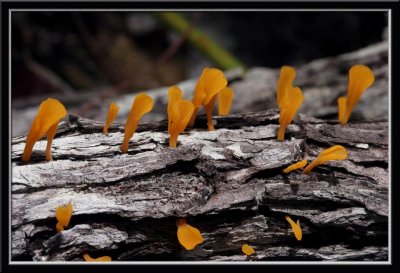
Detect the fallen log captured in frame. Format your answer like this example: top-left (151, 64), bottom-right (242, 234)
top-left (11, 110), bottom-right (388, 261)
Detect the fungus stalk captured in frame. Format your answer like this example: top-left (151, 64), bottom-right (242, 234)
top-left (45, 123), bottom-right (59, 161)
top-left (204, 95), bottom-right (217, 131)
top-left (282, 159), bottom-right (308, 174)
top-left (103, 102), bottom-right (120, 135)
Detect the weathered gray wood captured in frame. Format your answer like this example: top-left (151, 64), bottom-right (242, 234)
top-left (11, 110), bottom-right (388, 262)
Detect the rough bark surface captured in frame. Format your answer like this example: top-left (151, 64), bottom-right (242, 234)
top-left (11, 110), bottom-right (388, 262)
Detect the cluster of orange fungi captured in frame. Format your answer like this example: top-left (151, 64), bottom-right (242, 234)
top-left (24, 64), bottom-right (374, 260)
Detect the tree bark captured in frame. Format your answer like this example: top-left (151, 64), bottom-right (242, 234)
top-left (11, 110), bottom-right (388, 261)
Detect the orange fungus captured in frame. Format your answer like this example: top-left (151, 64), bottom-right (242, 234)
top-left (176, 218), bottom-right (204, 250)
top-left (338, 65), bottom-right (375, 125)
top-left (22, 98), bottom-right (67, 162)
top-left (83, 253), bottom-right (112, 262)
top-left (285, 215), bottom-right (302, 241)
top-left (120, 93), bottom-right (153, 153)
top-left (303, 145), bottom-right (348, 175)
top-left (103, 102), bottom-right (120, 135)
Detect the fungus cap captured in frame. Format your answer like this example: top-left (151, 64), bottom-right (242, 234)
top-left (188, 68), bottom-right (227, 127)
top-left (218, 87), bottom-right (234, 116)
top-left (121, 93), bottom-right (153, 153)
top-left (277, 86), bottom-right (304, 141)
top-left (83, 253), bottom-right (112, 262)
top-left (277, 66), bottom-right (296, 108)
top-left (168, 86), bottom-right (184, 133)
top-left (176, 218), bottom-right (204, 250)
top-left (340, 65), bottom-right (375, 125)
top-left (55, 202), bottom-right (73, 232)
top-left (303, 145), bottom-right (348, 175)
top-left (285, 215), bottom-right (302, 241)
top-left (22, 98), bottom-right (67, 162)
top-left (242, 244), bottom-right (255, 256)
top-left (198, 68), bottom-right (228, 106)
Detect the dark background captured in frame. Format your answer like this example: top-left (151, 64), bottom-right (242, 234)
top-left (11, 12), bottom-right (387, 99)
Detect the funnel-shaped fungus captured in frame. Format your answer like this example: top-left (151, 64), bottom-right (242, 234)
top-left (303, 145), bottom-right (348, 175)
top-left (276, 66), bottom-right (303, 141)
top-left (188, 68), bottom-right (227, 128)
top-left (242, 244), bottom-right (255, 256)
top-left (103, 102), bottom-right (120, 135)
top-left (167, 86), bottom-right (183, 133)
top-left (83, 253), bottom-right (112, 262)
top-left (176, 218), bottom-right (204, 250)
top-left (218, 87), bottom-right (234, 116)
top-left (120, 93), bottom-right (153, 153)
top-left (285, 215), bottom-right (302, 241)
top-left (338, 65), bottom-right (375, 125)
top-left (169, 100), bottom-right (194, 148)
top-left (22, 98), bottom-right (67, 162)
top-left (278, 87), bottom-right (304, 141)
top-left (283, 159), bottom-right (308, 174)
top-left (55, 202), bottom-right (73, 233)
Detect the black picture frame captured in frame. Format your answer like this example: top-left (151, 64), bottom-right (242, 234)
top-left (1, 1), bottom-right (398, 273)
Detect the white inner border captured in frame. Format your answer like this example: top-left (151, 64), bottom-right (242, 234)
top-left (8, 8), bottom-right (391, 266)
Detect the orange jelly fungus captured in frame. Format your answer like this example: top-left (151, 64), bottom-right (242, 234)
top-left (168, 86), bottom-right (184, 133)
top-left (242, 244), bottom-right (255, 256)
top-left (218, 87), bottom-right (234, 116)
top-left (276, 66), bottom-right (304, 141)
top-left (176, 218), bottom-right (204, 250)
top-left (120, 93), bottom-right (153, 153)
top-left (303, 145), bottom-right (348, 175)
top-left (338, 65), bottom-right (375, 125)
top-left (285, 215), bottom-right (302, 241)
top-left (83, 253), bottom-right (112, 262)
top-left (103, 102), bottom-right (120, 135)
top-left (283, 159), bottom-right (308, 174)
top-left (22, 98), bottom-right (67, 162)
top-left (55, 202), bottom-right (73, 233)
top-left (169, 100), bottom-right (194, 148)
top-left (188, 68), bottom-right (227, 129)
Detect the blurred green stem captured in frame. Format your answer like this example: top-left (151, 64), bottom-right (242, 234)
top-left (156, 12), bottom-right (246, 71)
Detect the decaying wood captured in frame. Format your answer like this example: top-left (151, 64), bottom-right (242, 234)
top-left (11, 110), bottom-right (388, 261)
